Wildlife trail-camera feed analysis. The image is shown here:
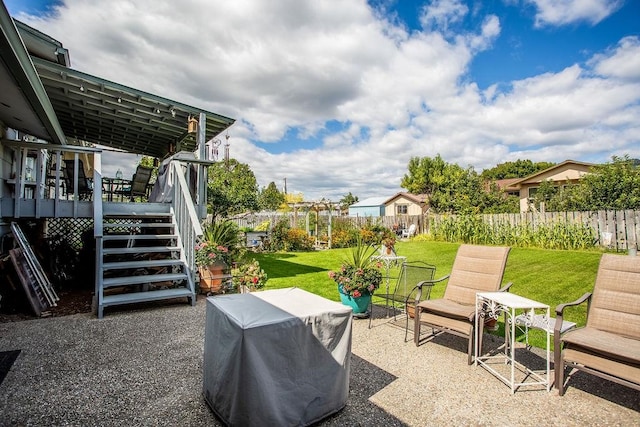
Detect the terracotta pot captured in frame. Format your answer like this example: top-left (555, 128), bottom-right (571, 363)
top-left (199, 261), bottom-right (227, 294)
top-left (406, 304), bottom-right (416, 319)
top-left (484, 317), bottom-right (499, 331)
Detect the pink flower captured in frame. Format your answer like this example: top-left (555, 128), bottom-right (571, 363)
top-left (352, 290), bottom-right (361, 298)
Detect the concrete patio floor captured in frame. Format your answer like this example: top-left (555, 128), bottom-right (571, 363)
top-left (0, 296), bottom-right (638, 426)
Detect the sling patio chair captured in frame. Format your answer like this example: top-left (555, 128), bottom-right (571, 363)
top-left (413, 244), bottom-right (512, 365)
top-left (63, 159), bottom-right (93, 201)
top-left (554, 253), bottom-right (640, 395)
top-left (369, 261), bottom-right (437, 340)
top-left (117, 164), bottom-right (154, 201)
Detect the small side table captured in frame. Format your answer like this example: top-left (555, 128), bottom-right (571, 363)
top-left (475, 292), bottom-right (551, 393)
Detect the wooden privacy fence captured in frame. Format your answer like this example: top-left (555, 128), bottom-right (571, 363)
top-left (229, 210), bottom-right (640, 251)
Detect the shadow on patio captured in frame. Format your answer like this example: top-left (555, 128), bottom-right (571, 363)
top-left (0, 298), bottom-right (638, 426)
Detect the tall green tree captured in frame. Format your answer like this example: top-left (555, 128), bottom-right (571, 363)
top-left (339, 192), bottom-right (359, 212)
top-left (481, 159), bottom-right (555, 180)
top-left (258, 181), bottom-right (285, 211)
top-left (207, 159), bottom-right (259, 219)
top-left (401, 154), bottom-right (520, 214)
top-left (578, 155), bottom-right (640, 209)
top-left (401, 155), bottom-right (487, 213)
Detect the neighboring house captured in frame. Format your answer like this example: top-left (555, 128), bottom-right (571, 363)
top-left (383, 192), bottom-right (429, 217)
top-left (505, 160), bottom-right (594, 212)
top-left (0, 7), bottom-right (234, 317)
top-left (348, 197), bottom-right (386, 217)
top-left (491, 178), bottom-right (521, 197)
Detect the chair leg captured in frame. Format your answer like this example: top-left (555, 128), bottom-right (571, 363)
top-left (555, 346), bottom-right (565, 395)
top-left (414, 305), bottom-right (421, 346)
top-left (470, 317), bottom-right (485, 365)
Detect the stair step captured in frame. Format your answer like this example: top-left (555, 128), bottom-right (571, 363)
top-left (102, 288), bottom-right (194, 307)
top-left (103, 234), bottom-right (178, 241)
top-left (104, 223), bottom-right (174, 229)
top-left (103, 259), bottom-right (185, 270)
top-left (103, 246), bottom-right (180, 255)
top-left (103, 272), bottom-right (188, 288)
top-left (104, 212), bottom-right (173, 218)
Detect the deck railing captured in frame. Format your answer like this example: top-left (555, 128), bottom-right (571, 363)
top-left (1, 141), bottom-right (102, 219)
top-left (171, 160), bottom-right (204, 279)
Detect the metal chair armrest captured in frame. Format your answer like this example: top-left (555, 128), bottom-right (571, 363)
top-left (414, 274), bottom-right (450, 303)
top-left (555, 292), bottom-right (591, 318)
top-left (498, 281), bottom-right (513, 292)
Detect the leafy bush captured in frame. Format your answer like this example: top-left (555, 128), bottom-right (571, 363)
top-left (284, 228), bottom-right (315, 251)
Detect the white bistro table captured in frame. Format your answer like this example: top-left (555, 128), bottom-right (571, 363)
top-left (475, 292), bottom-right (551, 393)
top-left (203, 288), bottom-right (353, 426)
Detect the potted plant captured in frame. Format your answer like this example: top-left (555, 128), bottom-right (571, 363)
top-left (232, 259), bottom-right (268, 293)
top-left (196, 220), bottom-right (241, 294)
top-left (381, 234), bottom-right (396, 256)
top-left (328, 238), bottom-right (383, 316)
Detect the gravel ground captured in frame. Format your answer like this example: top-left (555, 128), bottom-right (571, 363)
top-left (0, 297), bottom-right (638, 426)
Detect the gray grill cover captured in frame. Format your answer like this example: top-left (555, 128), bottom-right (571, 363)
top-left (203, 288), bottom-right (353, 426)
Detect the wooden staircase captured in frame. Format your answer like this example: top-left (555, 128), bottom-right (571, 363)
top-left (96, 211), bottom-right (196, 318)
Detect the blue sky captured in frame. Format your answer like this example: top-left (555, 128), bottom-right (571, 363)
top-left (7, 0), bottom-right (640, 201)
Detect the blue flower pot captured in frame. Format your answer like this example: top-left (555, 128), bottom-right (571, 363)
top-left (338, 287), bottom-right (372, 314)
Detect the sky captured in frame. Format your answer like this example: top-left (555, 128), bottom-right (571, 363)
top-left (6, 0), bottom-right (640, 202)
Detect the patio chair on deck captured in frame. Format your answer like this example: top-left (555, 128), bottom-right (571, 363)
top-left (554, 253), bottom-right (640, 395)
top-left (63, 159), bottom-right (92, 200)
top-left (370, 261), bottom-right (437, 340)
top-left (126, 165), bottom-right (154, 201)
top-left (413, 244), bottom-right (512, 364)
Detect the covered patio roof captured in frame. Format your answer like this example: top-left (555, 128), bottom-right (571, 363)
top-left (2, 14), bottom-right (235, 159)
top-left (33, 57), bottom-right (235, 159)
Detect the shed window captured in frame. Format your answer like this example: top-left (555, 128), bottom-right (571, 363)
top-left (396, 204), bottom-right (408, 215)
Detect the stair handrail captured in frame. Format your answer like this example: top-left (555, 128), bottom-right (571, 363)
top-left (170, 160), bottom-right (204, 277)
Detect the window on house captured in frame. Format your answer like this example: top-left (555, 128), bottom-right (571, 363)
top-left (396, 204), bottom-right (408, 215)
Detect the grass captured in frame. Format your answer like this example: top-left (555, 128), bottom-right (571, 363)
top-left (249, 241), bottom-right (604, 349)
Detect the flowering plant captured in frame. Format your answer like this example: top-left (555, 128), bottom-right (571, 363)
top-left (195, 241), bottom-right (231, 267)
top-left (328, 237), bottom-right (382, 297)
top-left (382, 235), bottom-right (396, 248)
top-left (232, 259), bottom-right (268, 291)
top-left (329, 264), bottom-right (382, 298)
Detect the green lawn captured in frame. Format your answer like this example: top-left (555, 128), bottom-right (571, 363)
top-left (249, 241), bottom-right (604, 349)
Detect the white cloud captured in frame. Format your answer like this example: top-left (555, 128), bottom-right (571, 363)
top-left (15, 0), bottom-right (640, 201)
top-left (420, 0), bottom-right (469, 34)
top-left (588, 36), bottom-right (640, 81)
top-left (526, 0), bottom-right (623, 27)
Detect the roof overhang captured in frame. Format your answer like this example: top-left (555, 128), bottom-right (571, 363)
top-left (32, 57), bottom-right (235, 158)
top-left (0, 4), bottom-right (65, 144)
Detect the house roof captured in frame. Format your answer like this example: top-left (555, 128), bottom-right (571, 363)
top-left (493, 178), bottom-right (521, 190)
top-left (350, 197), bottom-right (387, 207)
top-left (2, 13), bottom-right (235, 158)
top-left (508, 160), bottom-right (595, 187)
top-left (383, 192), bottom-right (428, 205)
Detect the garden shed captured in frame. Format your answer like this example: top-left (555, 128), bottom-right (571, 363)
top-left (348, 197), bottom-right (386, 217)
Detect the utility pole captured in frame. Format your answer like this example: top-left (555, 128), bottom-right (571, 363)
top-left (283, 177), bottom-right (287, 194)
